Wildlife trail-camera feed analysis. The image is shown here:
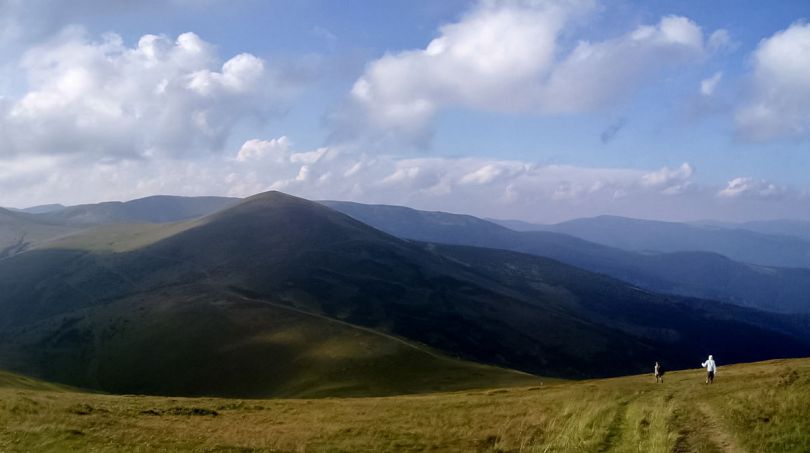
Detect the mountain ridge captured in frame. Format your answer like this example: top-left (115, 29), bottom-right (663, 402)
top-left (1, 191), bottom-right (807, 398)
top-left (323, 200), bottom-right (810, 313)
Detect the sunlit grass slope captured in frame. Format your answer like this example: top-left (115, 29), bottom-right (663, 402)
top-left (0, 208), bottom-right (78, 258)
top-left (2, 358), bottom-right (809, 452)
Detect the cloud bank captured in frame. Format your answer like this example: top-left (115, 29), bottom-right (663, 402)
top-left (0, 29), bottom-right (297, 160)
top-left (4, 137), bottom-right (808, 223)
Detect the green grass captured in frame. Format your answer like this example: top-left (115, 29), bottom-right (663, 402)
top-left (33, 221), bottom-right (198, 253)
top-left (0, 209), bottom-right (79, 258)
top-left (0, 371), bottom-right (72, 392)
top-left (2, 358), bottom-right (809, 452)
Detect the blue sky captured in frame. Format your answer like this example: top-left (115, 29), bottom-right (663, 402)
top-left (1, 0), bottom-right (809, 221)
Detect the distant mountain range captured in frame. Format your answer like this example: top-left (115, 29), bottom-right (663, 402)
top-left (1, 192), bottom-right (807, 398)
top-left (491, 216), bottom-right (810, 246)
top-left (695, 219), bottom-right (810, 244)
top-left (517, 215), bottom-right (810, 269)
top-left (324, 202), bottom-right (810, 313)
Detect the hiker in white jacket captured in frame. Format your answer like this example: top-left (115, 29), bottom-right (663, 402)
top-left (654, 361), bottom-right (664, 383)
top-left (701, 355), bottom-right (717, 384)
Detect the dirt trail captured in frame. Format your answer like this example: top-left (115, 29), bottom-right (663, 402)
top-left (671, 396), bottom-right (742, 453)
top-left (696, 401), bottom-right (746, 453)
top-left (596, 399), bottom-right (630, 452)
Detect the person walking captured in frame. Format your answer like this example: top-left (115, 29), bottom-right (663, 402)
top-left (701, 355), bottom-right (717, 384)
top-left (654, 361), bottom-right (664, 383)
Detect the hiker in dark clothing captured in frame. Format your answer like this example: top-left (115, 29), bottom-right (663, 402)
top-left (654, 361), bottom-right (664, 383)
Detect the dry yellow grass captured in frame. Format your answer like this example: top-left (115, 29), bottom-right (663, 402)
top-left (2, 358), bottom-right (810, 452)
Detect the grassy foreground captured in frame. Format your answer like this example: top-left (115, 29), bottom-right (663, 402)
top-left (1, 358), bottom-right (809, 452)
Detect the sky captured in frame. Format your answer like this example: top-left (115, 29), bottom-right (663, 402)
top-left (1, 0), bottom-right (809, 222)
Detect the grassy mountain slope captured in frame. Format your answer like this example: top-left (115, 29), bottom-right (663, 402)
top-left (1, 196), bottom-right (239, 259)
top-left (0, 285), bottom-right (537, 398)
top-left (36, 195), bottom-right (239, 226)
top-left (323, 200), bottom-right (810, 313)
top-left (0, 208), bottom-right (78, 259)
top-left (2, 358), bottom-right (809, 452)
top-left (1, 192), bottom-right (807, 398)
top-left (0, 369), bottom-right (72, 392)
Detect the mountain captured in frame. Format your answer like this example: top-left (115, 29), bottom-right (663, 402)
top-left (6, 204), bottom-right (67, 214)
top-left (0, 192), bottom-right (807, 398)
top-left (1, 196), bottom-right (241, 260)
top-left (36, 195), bottom-right (240, 226)
top-left (495, 215), bottom-right (810, 247)
top-left (697, 219), bottom-right (810, 244)
top-left (538, 215), bottom-right (810, 269)
top-left (323, 201), bottom-right (810, 313)
top-left (486, 217), bottom-right (547, 232)
top-left (0, 208), bottom-right (78, 259)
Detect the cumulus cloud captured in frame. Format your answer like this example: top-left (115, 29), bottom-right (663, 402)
top-left (717, 177), bottom-right (787, 200)
top-left (735, 22), bottom-right (810, 142)
top-left (236, 137), bottom-right (293, 162)
top-left (640, 163), bottom-right (694, 194)
top-left (334, 0), bottom-right (722, 146)
top-left (0, 29), bottom-right (298, 160)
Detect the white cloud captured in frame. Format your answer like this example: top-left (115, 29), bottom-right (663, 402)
top-left (717, 177), bottom-right (787, 200)
top-left (640, 163), bottom-right (694, 194)
top-left (700, 71), bottom-right (723, 96)
top-left (735, 22), bottom-right (810, 142)
top-left (0, 29), bottom-right (295, 160)
top-left (707, 29), bottom-right (733, 53)
top-left (541, 16), bottom-right (707, 113)
top-left (335, 0), bottom-right (720, 146)
top-left (236, 137), bottom-right (292, 162)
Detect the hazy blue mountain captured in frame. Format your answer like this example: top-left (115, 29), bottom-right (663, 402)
top-left (485, 218), bottom-right (547, 231)
top-left (323, 201), bottom-right (810, 313)
top-left (6, 204), bottom-right (67, 214)
top-left (2, 192), bottom-right (806, 397)
top-left (538, 215), bottom-right (810, 269)
top-left (36, 195), bottom-right (240, 226)
top-left (695, 219), bottom-right (810, 244)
